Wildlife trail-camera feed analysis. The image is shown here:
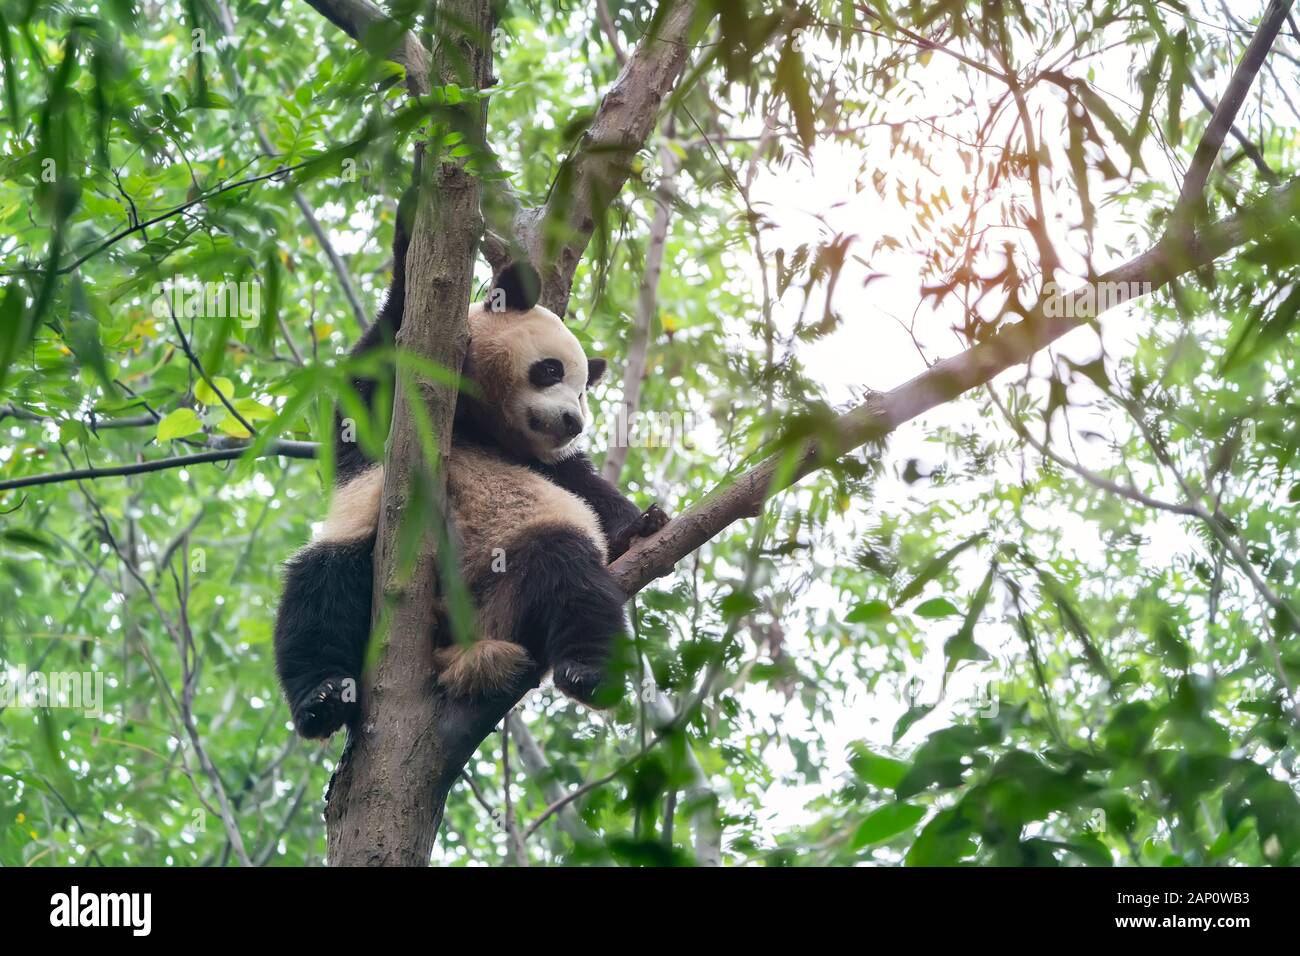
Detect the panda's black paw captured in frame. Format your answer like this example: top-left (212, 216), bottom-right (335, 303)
top-left (293, 677), bottom-right (356, 739)
top-left (637, 503), bottom-right (669, 537)
top-left (608, 505), bottom-right (671, 559)
top-left (553, 662), bottom-right (621, 710)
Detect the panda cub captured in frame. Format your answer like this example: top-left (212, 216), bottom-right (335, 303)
top-left (273, 200), bottom-right (668, 739)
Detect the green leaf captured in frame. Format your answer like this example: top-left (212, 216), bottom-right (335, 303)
top-left (914, 597), bottom-right (959, 618)
top-left (776, 40), bottom-right (815, 150)
top-left (848, 745), bottom-right (908, 790)
top-left (1150, 615), bottom-right (1190, 669)
top-left (1165, 30), bottom-right (1188, 146)
top-left (64, 285), bottom-right (113, 390)
top-left (719, 590), bottom-right (760, 618)
top-left (845, 599), bottom-right (891, 623)
top-left (892, 702), bottom-right (935, 744)
top-left (944, 565), bottom-right (995, 675)
top-left (156, 407), bottom-right (202, 441)
top-left (194, 376), bottom-right (235, 405)
top-left (216, 412), bottom-right (252, 438)
top-left (906, 807), bottom-right (976, 866)
top-left (850, 803), bottom-right (926, 849)
top-left (231, 396), bottom-right (274, 421)
top-left (1222, 284), bottom-right (1300, 373)
top-left (2, 528), bottom-right (63, 557)
top-left (895, 724), bottom-right (1000, 797)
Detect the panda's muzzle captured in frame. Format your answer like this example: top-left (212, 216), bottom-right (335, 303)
top-left (527, 410), bottom-right (583, 441)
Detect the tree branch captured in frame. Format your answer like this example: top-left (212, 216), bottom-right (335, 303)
top-left (1187, 73), bottom-right (1279, 187)
top-left (515, 0), bottom-right (698, 314)
top-left (301, 0), bottom-right (432, 94)
top-left (0, 403), bottom-right (156, 429)
top-left (987, 384), bottom-right (1199, 517)
top-left (167, 306), bottom-right (258, 438)
top-left (505, 713), bottom-right (604, 851)
top-left (0, 440), bottom-right (317, 493)
top-left (596, 0), bottom-right (629, 65)
top-left (608, 176), bottom-right (1300, 595)
top-left (640, 661), bottom-right (721, 865)
top-left (1167, 0), bottom-right (1293, 235)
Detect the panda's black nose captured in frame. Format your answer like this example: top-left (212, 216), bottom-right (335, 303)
top-left (561, 412), bottom-right (582, 438)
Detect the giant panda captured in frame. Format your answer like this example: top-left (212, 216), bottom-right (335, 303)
top-left (273, 195), bottom-right (668, 739)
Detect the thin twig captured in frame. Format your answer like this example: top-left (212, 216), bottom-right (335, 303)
top-left (0, 440), bottom-right (318, 492)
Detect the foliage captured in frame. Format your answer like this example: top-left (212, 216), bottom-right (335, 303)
top-left (1, 0), bottom-right (1298, 866)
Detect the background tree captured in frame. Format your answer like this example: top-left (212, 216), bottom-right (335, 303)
top-left (1, 0), bottom-right (1298, 866)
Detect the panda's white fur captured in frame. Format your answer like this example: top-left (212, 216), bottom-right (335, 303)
top-left (316, 465), bottom-right (385, 544)
top-left (463, 300), bottom-right (594, 464)
top-left (318, 450), bottom-right (605, 574)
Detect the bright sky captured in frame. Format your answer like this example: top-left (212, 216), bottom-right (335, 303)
top-left (705, 24), bottom-right (1228, 849)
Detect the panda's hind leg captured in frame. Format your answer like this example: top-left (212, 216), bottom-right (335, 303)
top-left (273, 537), bottom-right (374, 738)
top-left (505, 525), bottom-right (628, 708)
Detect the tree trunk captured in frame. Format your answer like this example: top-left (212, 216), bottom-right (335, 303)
top-left (324, 0), bottom-right (494, 867)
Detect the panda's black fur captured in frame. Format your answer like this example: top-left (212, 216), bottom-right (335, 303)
top-left (273, 193), bottom-right (667, 739)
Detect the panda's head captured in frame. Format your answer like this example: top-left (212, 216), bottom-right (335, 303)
top-left (461, 262), bottom-right (607, 464)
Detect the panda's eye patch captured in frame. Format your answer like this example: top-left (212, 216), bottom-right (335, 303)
top-left (529, 358), bottom-right (565, 388)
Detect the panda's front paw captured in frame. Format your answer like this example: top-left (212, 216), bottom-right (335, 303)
top-left (636, 503), bottom-right (669, 537)
top-left (293, 677), bottom-right (356, 739)
top-left (608, 504), bottom-right (671, 559)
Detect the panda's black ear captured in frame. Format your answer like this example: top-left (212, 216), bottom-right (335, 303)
top-left (486, 261), bottom-right (541, 313)
top-left (586, 357), bottom-right (607, 387)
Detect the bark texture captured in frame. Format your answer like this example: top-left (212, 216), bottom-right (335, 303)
top-left (323, 0), bottom-right (493, 867)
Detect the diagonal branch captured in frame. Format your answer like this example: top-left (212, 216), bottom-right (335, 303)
top-left (515, 0), bottom-right (698, 314)
top-left (302, 0), bottom-right (432, 93)
top-left (986, 384), bottom-right (1199, 518)
top-left (608, 176), bottom-right (1300, 596)
top-left (1167, 0), bottom-right (1293, 236)
top-left (1187, 73), bottom-right (1279, 187)
top-left (505, 713), bottom-right (604, 851)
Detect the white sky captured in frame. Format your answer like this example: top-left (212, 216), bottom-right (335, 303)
top-left (695, 24), bottom-right (1235, 849)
